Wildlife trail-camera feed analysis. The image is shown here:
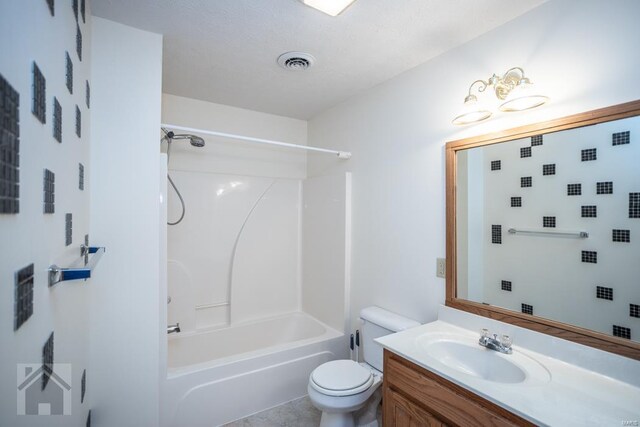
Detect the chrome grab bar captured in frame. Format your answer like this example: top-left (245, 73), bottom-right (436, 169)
top-left (48, 245), bottom-right (106, 287)
top-left (508, 228), bottom-right (589, 238)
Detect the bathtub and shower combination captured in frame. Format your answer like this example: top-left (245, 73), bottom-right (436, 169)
top-left (160, 126), bottom-right (352, 426)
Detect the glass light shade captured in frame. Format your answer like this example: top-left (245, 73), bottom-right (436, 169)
top-left (499, 81), bottom-right (549, 112)
top-left (452, 96), bottom-right (492, 125)
top-left (301, 0), bottom-right (357, 16)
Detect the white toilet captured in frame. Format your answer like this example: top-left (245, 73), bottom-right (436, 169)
top-left (308, 306), bottom-right (420, 427)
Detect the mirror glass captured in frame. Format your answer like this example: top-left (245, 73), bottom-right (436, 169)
top-left (456, 115), bottom-right (640, 342)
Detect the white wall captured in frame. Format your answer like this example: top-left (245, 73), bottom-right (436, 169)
top-left (307, 0), bottom-right (640, 330)
top-left (0, 1), bottom-right (92, 425)
top-left (89, 17), bottom-right (163, 427)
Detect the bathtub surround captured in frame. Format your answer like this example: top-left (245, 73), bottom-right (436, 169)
top-left (307, 0), bottom-right (640, 333)
top-left (162, 94), bottom-right (308, 332)
top-left (302, 173), bottom-right (352, 333)
top-left (0, 1), bottom-right (92, 425)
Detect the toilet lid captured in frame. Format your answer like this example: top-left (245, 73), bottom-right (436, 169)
top-left (310, 360), bottom-right (374, 396)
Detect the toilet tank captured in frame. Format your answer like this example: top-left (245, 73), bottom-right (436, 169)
top-left (360, 306), bottom-right (420, 372)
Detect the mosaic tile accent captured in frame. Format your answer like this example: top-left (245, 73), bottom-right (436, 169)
top-left (597, 181), bottom-right (613, 195)
top-left (65, 213), bottom-right (72, 246)
top-left (85, 80), bottom-right (90, 108)
top-left (612, 229), bottom-right (630, 243)
top-left (43, 169), bottom-right (55, 214)
top-left (81, 0), bottom-right (86, 22)
top-left (581, 205), bottom-right (596, 218)
top-left (520, 146), bottom-right (532, 158)
top-left (521, 176), bottom-right (532, 188)
top-left (75, 105), bottom-right (81, 138)
top-left (581, 250), bottom-right (597, 264)
top-left (79, 163), bottom-right (84, 190)
top-left (531, 135), bottom-right (543, 146)
top-left (581, 148), bottom-right (597, 162)
top-left (81, 369), bottom-right (86, 403)
top-left (543, 216), bottom-right (556, 228)
top-left (0, 73), bottom-right (20, 214)
top-left (53, 97), bottom-right (62, 143)
top-left (490, 160), bottom-right (501, 171)
top-left (542, 163), bottom-right (555, 176)
top-left (46, 0), bottom-right (54, 16)
top-left (73, 0), bottom-right (78, 21)
top-left (510, 197), bottom-right (521, 207)
top-left (612, 131), bottom-right (630, 146)
top-left (521, 304), bottom-right (533, 315)
top-left (613, 325), bottom-right (631, 340)
top-left (15, 264), bottom-right (34, 331)
top-left (596, 286), bottom-right (613, 301)
top-left (42, 332), bottom-right (54, 390)
top-left (491, 225), bottom-right (502, 244)
top-left (630, 193), bottom-right (640, 218)
top-left (66, 52), bottom-right (73, 94)
top-left (630, 304), bottom-right (640, 318)
top-left (567, 183), bottom-right (581, 196)
top-left (501, 280), bottom-right (512, 291)
top-left (76, 25), bottom-right (82, 61)
top-left (32, 62), bottom-right (46, 124)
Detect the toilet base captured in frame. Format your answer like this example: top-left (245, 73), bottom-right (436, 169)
top-left (316, 387), bottom-right (382, 427)
top-left (320, 411), bottom-right (355, 427)
top-left (318, 410), bottom-right (380, 427)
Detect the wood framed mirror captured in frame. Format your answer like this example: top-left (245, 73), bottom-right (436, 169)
top-left (445, 100), bottom-right (640, 360)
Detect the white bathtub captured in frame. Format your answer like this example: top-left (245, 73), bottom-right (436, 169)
top-left (163, 312), bottom-right (347, 427)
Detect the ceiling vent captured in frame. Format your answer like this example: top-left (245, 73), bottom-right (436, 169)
top-left (277, 52), bottom-right (316, 71)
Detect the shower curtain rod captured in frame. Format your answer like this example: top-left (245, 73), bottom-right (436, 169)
top-left (161, 123), bottom-right (352, 159)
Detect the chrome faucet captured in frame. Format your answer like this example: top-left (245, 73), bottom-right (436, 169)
top-left (478, 329), bottom-right (512, 354)
top-left (167, 323), bottom-right (181, 334)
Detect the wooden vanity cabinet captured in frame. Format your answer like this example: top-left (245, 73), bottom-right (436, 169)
top-left (382, 350), bottom-right (534, 427)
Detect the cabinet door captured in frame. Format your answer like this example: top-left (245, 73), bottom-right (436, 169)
top-left (385, 389), bottom-right (446, 427)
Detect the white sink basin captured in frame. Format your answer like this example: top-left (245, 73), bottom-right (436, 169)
top-left (423, 341), bottom-right (525, 383)
top-left (415, 334), bottom-right (551, 385)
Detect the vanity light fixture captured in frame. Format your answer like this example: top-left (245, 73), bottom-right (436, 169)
top-left (452, 67), bottom-right (548, 125)
top-left (300, 0), bottom-right (357, 16)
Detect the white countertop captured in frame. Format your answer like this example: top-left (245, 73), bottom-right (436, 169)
top-left (375, 306), bottom-right (640, 426)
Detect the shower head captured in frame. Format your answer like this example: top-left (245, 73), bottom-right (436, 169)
top-left (187, 136), bottom-right (205, 147)
top-left (163, 130), bottom-right (205, 147)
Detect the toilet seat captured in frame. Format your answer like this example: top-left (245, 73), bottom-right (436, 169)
top-left (310, 360), bottom-right (374, 397)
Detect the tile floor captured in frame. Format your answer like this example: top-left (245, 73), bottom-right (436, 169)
top-left (222, 396), bottom-right (321, 427)
top-left (223, 396), bottom-right (383, 427)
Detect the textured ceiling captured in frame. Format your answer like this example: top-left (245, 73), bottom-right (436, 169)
top-left (93, 0), bottom-right (546, 119)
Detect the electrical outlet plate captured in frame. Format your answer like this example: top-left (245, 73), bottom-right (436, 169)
top-left (436, 258), bottom-right (446, 278)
